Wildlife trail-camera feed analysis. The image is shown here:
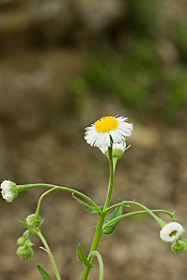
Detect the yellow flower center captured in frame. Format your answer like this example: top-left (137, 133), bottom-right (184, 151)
top-left (169, 230), bottom-right (177, 237)
top-left (95, 116), bottom-right (118, 133)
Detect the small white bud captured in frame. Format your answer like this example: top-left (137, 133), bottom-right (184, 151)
top-left (1, 180), bottom-right (18, 202)
top-left (100, 142), bottom-right (130, 159)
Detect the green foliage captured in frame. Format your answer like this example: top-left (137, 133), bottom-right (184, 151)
top-left (161, 67), bottom-right (187, 122)
top-left (76, 244), bottom-right (93, 268)
top-left (37, 264), bottom-right (52, 280)
top-left (173, 20), bottom-right (187, 60)
top-left (124, 0), bottom-right (160, 35)
top-left (103, 205), bottom-right (123, 234)
top-left (69, 37), bottom-right (187, 126)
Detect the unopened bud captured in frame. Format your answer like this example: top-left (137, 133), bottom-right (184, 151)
top-left (26, 213), bottom-right (43, 228)
top-left (172, 237), bottom-right (187, 253)
top-left (17, 230), bottom-right (30, 246)
top-left (100, 143), bottom-right (130, 159)
top-left (17, 240), bottom-right (34, 260)
top-left (1, 180), bottom-right (18, 202)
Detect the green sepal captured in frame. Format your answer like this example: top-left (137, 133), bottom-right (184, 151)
top-left (37, 264), bottom-right (52, 280)
top-left (72, 194), bottom-right (101, 213)
top-left (103, 205), bottom-right (123, 234)
top-left (76, 244), bottom-right (92, 268)
top-left (19, 220), bottom-right (40, 234)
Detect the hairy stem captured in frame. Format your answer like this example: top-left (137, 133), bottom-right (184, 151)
top-left (81, 146), bottom-right (114, 280)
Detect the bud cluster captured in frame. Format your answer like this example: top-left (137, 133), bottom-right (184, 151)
top-left (17, 230), bottom-right (34, 260)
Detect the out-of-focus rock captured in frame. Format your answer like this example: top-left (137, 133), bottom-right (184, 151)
top-left (0, 0), bottom-right (125, 51)
top-left (0, 128), bottom-right (9, 178)
top-left (0, 49), bottom-right (88, 133)
top-left (156, 39), bottom-right (179, 65)
top-left (74, 0), bottom-right (125, 31)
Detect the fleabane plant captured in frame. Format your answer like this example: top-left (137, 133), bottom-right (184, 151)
top-left (1, 115), bottom-right (187, 280)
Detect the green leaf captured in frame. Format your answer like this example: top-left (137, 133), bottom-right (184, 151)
top-left (37, 264), bottom-right (52, 280)
top-left (19, 220), bottom-right (40, 234)
top-left (103, 205), bottom-right (123, 234)
top-left (72, 194), bottom-right (101, 213)
top-left (76, 244), bottom-right (92, 268)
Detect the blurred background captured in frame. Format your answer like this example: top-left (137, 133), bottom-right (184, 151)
top-left (0, 0), bottom-right (187, 279)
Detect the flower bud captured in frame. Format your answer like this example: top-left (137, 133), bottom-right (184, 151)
top-left (100, 142), bottom-right (130, 159)
top-left (17, 230), bottom-right (34, 259)
top-left (26, 213), bottom-right (43, 228)
top-left (171, 237), bottom-right (187, 253)
top-left (17, 230), bottom-right (30, 246)
top-left (17, 242), bottom-right (34, 260)
top-left (1, 180), bottom-right (18, 202)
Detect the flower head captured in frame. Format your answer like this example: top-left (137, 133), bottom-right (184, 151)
top-left (1, 180), bottom-right (18, 202)
top-left (84, 116), bottom-right (133, 148)
top-left (160, 222), bottom-right (184, 243)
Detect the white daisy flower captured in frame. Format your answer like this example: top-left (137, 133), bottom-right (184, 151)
top-left (160, 222), bottom-right (184, 243)
top-left (84, 116), bottom-right (133, 148)
top-left (1, 180), bottom-right (18, 202)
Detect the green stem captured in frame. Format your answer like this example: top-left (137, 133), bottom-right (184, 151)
top-left (107, 201), bottom-right (167, 228)
top-left (81, 213), bottom-right (105, 280)
top-left (102, 209), bottom-right (173, 232)
top-left (123, 201), bottom-right (166, 227)
top-left (37, 231), bottom-right (61, 280)
top-left (88, 251), bottom-right (104, 280)
top-left (103, 146), bottom-right (114, 211)
top-left (17, 184), bottom-right (101, 213)
top-left (107, 203), bottom-right (176, 220)
top-left (81, 145), bottom-right (114, 280)
top-left (35, 188), bottom-right (55, 217)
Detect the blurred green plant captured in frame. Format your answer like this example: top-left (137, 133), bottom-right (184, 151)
top-left (173, 20), bottom-right (187, 61)
top-left (124, 0), bottom-right (160, 35)
top-left (161, 67), bottom-right (187, 122)
top-left (69, 37), bottom-right (187, 126)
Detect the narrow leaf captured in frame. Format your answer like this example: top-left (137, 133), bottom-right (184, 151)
top-left (37, 264), bottom-right (52, 280)
top-left (19, 220), bottom-right (40, 234)
top-left (76, 244), bottom-right (92, 268)
top-left (72, 194), bottom-right (100, 213)
top-left (103, 205), bottom-right (123, 234)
